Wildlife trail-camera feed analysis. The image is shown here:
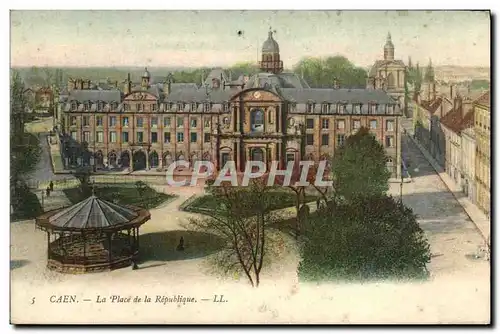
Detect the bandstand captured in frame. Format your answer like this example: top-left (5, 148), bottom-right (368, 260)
top-left (35, 195), bottom-right (150, 274)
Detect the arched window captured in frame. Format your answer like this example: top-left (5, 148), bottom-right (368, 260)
top-left (251, 109), bottom-right (264, 132)
top-left (387, 73), bottom-right (396, 88)
top-left (251, 148), bottom-right (265, 162)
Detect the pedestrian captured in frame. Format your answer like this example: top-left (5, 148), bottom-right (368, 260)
top-left (176, 236), bottom-right (185, 251)
top-left (46, 186), bottom-right (51, 197)
top-left (49, 181), bottom-right (54, 192)
top-left (316, 198), bottom-right (321, 210)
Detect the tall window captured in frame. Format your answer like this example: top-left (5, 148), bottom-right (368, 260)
top-left (337, 134), bottom-right (345, 147)
top-left (177, 117), bottom-right (184, 128)
top-left (386, 120), bottom-right (394, 131)
top-left (109, 131), bottom-right (117, 143)
top-left (122, 132), bottom-right (129, 142)
top-left (70, 131), bottom-right (77, 140)
top-left (164, 132), bottom-right (171, 143)
top-left (385, 136), bottom-right (394, 147)
top-left (96, 131), bottom-right (104, 143)
top-left (177, 132), bottom-right (184, 143)
top-left (191, 118), bottom-right (198, 128)
top-left (306, 119), bottom-right (314, 129)
top-left (122, 117), bottom-right (129, 127)
top-left (321, 134), bottom-right (329, 146)
top-left (109, 116), bottom-right (117, 127)
top-left (83, 131), bottom-right (90, 143)
top-left (136, 117), bottom-right (143, 127)
top-left (151, 132), bottom-right (158, 143)
top-left (96, 116), bottom-right (103, 126)
top-left (136, 132), bottom-right (144, 143)
top-left (321, 119), bottom-right (329, 129)
top-left (71, 116), bottom-right (77, 126)
top-left (353, 120), bottom-right (361, 130)
top-left (151, 104), bottom-right (157, 111)
top-left (204, 133), bottom-right (211, 143)
top-left (250, 109), bottom-right (264, 132)
top-left (190, 132), bottom-right (197, 143)
top-left (204, 103), bottom-right (211, 113)
top-left (370, 120), bottom-right (377, 129)
top-left (306, 134), bottom-right (314, 145)
top-left (151, 117), bottom-right (158, 128)
top-left (336, 120), bottom-right (345, 129)
top-left (83, 116), bottom-right (90, 126)
top-left (322, 104), bottom-right (329, 113)
top-left (204, 118), bottom-right (211, 128)
top-left (137, 103), bottom-right (143, 111)
top-left (163, 117), bottom-right (171, 127)
top-left (307, 103), bottom-right (314, 113)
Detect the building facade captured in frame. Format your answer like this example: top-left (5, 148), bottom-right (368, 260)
top-left (61, 30), bottom-right (403, 178)
top-left (474, 91), bottom-right (490, 217)
top-left (461, 122), bottom-right (476, 202)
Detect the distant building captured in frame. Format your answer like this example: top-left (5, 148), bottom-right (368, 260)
top-left (474, 91), bottom-right (490, 217)
top-left (366, 33), bottom-right (407, 112)
top-left (60, 30), bottom-right (403, 178)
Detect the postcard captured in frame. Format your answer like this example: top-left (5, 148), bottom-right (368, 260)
top-left (10, 10), bottom-right (491, 324)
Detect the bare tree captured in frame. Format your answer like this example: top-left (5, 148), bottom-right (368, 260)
top-left (186, 178), bottom-right (282, 287)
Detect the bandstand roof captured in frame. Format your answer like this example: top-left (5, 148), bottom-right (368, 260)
top-left (36, 195), bottom-right (150, 232)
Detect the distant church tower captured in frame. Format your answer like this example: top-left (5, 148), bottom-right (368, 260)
top-left (384, 32), bottom-right (395, 61)
top-left (259, 28), bottom-right (283, 74)
top-left (141, 68), bottom-right (150, 89)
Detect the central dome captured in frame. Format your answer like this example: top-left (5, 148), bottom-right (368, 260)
top-left (262, 30), bottom-right (280, 53)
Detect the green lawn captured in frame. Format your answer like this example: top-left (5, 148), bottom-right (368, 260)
top-left (63, 183), bottom-right (176, 209)
top-left (184, 189), bottom-right (319, 216)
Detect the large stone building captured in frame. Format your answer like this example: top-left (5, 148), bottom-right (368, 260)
top-left (60, 30), bottom-right (403, 178)
top-left (474, 91), bottom-right (490, 217)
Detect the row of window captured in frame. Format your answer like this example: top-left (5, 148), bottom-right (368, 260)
top-left (70, 116), bottom-right (212, 128)
top-left (305, 133), bottom-right (395, 148)
top-left (72, 130), bottom-right (212, 144)
top-left (306, 119), bottom-right (395, 131)
top-left (70, 102), bottom-right (231, 113)
top-left (301, 103), bottom-right (397, 115)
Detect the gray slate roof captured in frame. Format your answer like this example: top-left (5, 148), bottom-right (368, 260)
top-left (280, 88), bottom-right (397, 104)
top-left (68, 90), bottom-right (122, 102)
top-left (47, 195), bottom-right (138, 230)
top-left (204, 68), bottom-right (229, 86)
top-left (246, 72), bottom-right (310, 89)
top-left (262, 30), bottom-right (280, 53)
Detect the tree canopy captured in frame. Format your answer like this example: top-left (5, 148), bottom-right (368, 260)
top-left (292, 56), bottom-right (367, 88)
top-left (298, 194), bottom-right (431, 282)
top-left (331, 127), bottom-right (390, 201)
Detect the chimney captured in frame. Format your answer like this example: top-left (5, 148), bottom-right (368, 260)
top-left (432, 83), bottom-right (436, 100)
top-left (454, 94), bottom-right (462, 114)
top-left (449, 84), bottom-right (453, 100)
top-left (462, 97), bottom-right (472, 118)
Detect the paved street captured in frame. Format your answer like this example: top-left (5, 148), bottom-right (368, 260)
top-left (389, 130), bottom-right (488, 276)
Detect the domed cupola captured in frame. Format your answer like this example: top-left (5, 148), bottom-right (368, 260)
top-left (259, 28), bottom-right (283, 74)
top-left (384, 32), bottom-right (395, 61)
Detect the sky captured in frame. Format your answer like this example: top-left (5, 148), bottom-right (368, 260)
top-left (10, 10), bottom-right (491, 69)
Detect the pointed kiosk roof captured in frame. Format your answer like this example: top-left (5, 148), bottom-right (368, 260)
top-left (36, 195), bottom-right (150, 232)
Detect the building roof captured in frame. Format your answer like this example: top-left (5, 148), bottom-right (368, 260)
top-left (439, 108), bottom-right (463, 134)
top-left (368, 59), bottom-right (406, 77)
top-left (262, 30), bottom-right (280, 53)
top-left (475, 90), bottom-right (490, 108)
top-left (68, 90), bottom-right (122, 103)
top-left (246, 72), bottom-right (310, 89)
top-left (203, 68), bottom-right (230, 86)
top-left (280, 88), bottom-right (397, 104)
top-left (45, 195), bottom-right (139, 230)
top-left (420, 97), bottom-right (443, 114)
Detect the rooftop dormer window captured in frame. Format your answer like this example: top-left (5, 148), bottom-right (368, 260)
top-left (223, 102), bottom-right (230, 113)
top-left (322, 103), bottom-right (329, 114)
top-left (177, 103), bottom-right (185, 111)
top-left (307, 102), bottom-right (315, 114)
top-left (71, 102), bottom-right (77, 111)
top-left (191, 103), bottom-right (198, 112)
top-left (84, 102), bottom-right (90, 111)
top-left (204, 103), bottom-right (211, 113)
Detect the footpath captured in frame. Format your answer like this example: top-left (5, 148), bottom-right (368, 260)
top-left (401, 119), bottom-right (490, 244)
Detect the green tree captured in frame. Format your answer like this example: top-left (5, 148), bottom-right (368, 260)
top-left (424, 58), bottom-right (435, 83)
top-left (293, 56), bottom-right (367, 88)
top-left (331, 127), bottom-right (390, 201)
top-left (414, 62), bottom-right (423, 92)
top-left (298, 194), bottom-right (431, 282)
